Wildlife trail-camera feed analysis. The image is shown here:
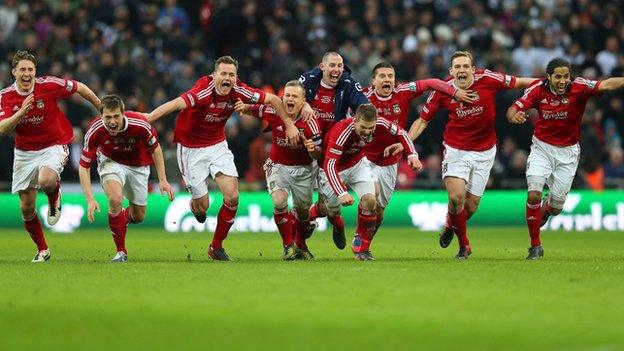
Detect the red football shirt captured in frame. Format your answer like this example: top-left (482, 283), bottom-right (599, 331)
top-left (309, 81), bottom-right (337, 133)
top-left (420, 70), bottom-right (517, 151)
top-left (250, 105), bottom-right (322, 166)
top-left (80, 111), bottom-right (158, 168)
top-left (324, 117), bottom-right (417, 196)
top-left (0, 76), bottom-right (78, 151)
top-left (175, 75), bottom-right (266, 147)
top-left (365, 82), bottom-right (438, 166)
top-left (513, 78), bottom-right (601, 146)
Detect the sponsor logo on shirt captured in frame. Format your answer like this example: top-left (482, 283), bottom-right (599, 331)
top-left (543, 111), bottom-right (568, 120)
top-left (456, 105), bottom-right (484, 118)
top-left (19, 115), bottom-right (44, 124)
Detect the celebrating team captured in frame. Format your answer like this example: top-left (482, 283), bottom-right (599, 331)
top-left (2, 48), bottom-right (623, 262)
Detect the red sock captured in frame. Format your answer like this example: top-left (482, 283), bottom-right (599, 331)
top-left (449, 208), bottom-right (469, 246)
top-left (273, 209), bottom-right (294, 246)
top-left (46, 180), bottom-right (60, 208)
top-left (328, 214), bottom-right (344, 232)
top-left (23, 213), bottom-right (48, 251)
top-left (294, 215), bottom-right (310, 250)
top-left (109, 210), bottom-right (128, 253)
top-left (372, 217), bottom-right (383, 236)
top-left (356, 207), bottom-right (378, 253)
top-left (526, 202), bottom-right (542, 247)
top-left (211, 201), bottom-right (237, 249)
top-left (309, 203), bottom-right (326, 221)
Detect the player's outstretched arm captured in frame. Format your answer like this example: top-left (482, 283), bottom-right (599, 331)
top-left (265, 93), bottom-right (299, 145)
top-left (506, 106), bottom-right (527, 124)
top-left (514, 77), bottom-right (540, 89)
top-left (598, 77), bottom-right (624, 92)
top-left (417, 79), bottom-right (478, 104)
top-left (0, 93), bottom-right (33, 135)
top-left (408, 117), bottom-right (429, 141)
top-left (147, 97), bottom-right (186, 123)
top-left (78, 166), bottom-right (100, 223)
top-left (150, 145), bottom-right (175, 201)
top-left (76, 82), bottom-right (101, 110)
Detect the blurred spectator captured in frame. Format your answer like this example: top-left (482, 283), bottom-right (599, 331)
top-left (0, 0), bottom-right (623, 192)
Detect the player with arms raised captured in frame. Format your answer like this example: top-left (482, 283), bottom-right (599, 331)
top-left (235, 80), bottom-right (322, 260)
top-left (148, 56), bottom-right (299, 261)
top-left (79, 95), bottom-right (174, 262)
top-left (0, 50), bottom-right (100, 262)
top-left (507, 58), bottom-right (624, 259)
top-left (364, 62), bottom-right (476, 239)
top-left (407, 51), bottom-right (536, 259)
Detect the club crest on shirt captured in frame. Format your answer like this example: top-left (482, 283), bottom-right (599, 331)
top-left (321, 95), bottom-right (331, 104)
top-left (561, 96), bottom-right (569, 105)
top-left (392, 104), bottom-right (401, 114)
top-left (36, 99), bottom-right (44, 109)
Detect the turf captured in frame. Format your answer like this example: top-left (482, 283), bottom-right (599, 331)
top-left (1, 227), bottom-right (623, 351)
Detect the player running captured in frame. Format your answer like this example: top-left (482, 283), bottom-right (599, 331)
top-left (79, 95), bottom-right (174, 262)
top-left (235, 80), bottom-right (322, 260)
top-left (148, 56), bottom-right (299, 261)
top-left (364, 62), bottom-right (476, 238)
top-left (406, 51), bottom-right (536, 259)
top-left (299, 51), bottom-right (370, 247)
top-left (0, 50), bottom-right (100, 262)
top-left (320, 104), bottom-right (421, 260)
top-left (507, 57), bottom-right (624, 259)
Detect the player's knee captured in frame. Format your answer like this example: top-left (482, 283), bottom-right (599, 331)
top-left (130, 208), bottom-right (146, 223)
top-left (20, 203), bottom-right (36, 218)
top-left (547, 193), bottom-right (566, 213)
top-left (448, 193), bottom-right (465, 211)
top-left (360, 193), bottom-right (377, 211)
top-left (271, 191), bottom-right (288, 210)
top-left (527, 191), bottom-right (542, 204)
top-left (191, 198), bottom-right (208, 213)
top-left (107, 195), bottom-right (123, 212)
top-left (223, 190), bottom-right (239, 207)
top-left (527, 176), bottom-right (546, 193)
top-left (294, 207), bottom-right (309, 221)
top-left (38, 177), bottom-right (57, 193)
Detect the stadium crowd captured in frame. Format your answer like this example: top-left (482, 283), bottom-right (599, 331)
top-left (1, 0), bottom-right (623, 191)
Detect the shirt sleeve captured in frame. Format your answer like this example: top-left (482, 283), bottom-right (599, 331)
top-left (377, 118), bottom-right (418, 158)
top-left (234, 84), bottom-right (266, 104)
top-left (143, 123), bottom-right (160, 152)
top-left (482, 69), bottom-right (517, 90)
top-left (513, 81), bottom-right (543, 111)
top-left (0, 92), bottom-right (10, 121)
top-left (41, 76), bottom-right (78, 98)
top-left (399, 79), bottom-right (456, 100)
top-left (180, 77), bottom-right (213, 108)
top-left (304, 117), bottom-right (323, 147)
top-left (575, 77), bottom-right (602, 97)
top-left (323, 126), bottom-right (351, 197)
top-left (347, 81), bottom-right (370, 112)
top-left (80, 125), bottom-right (99, 168)
top-left (420, 91), bottom-right (444, 121)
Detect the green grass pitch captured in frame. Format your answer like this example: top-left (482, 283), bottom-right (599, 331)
top-left (1, 227), bottom-right (623, 351)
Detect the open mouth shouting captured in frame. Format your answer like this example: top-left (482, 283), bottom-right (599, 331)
top-left (329, 71), bottom-right (341, 84)
top-left (457, 72), bottom-right (469, 85)
top-left (285, 101), bottom-right (296, 114)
